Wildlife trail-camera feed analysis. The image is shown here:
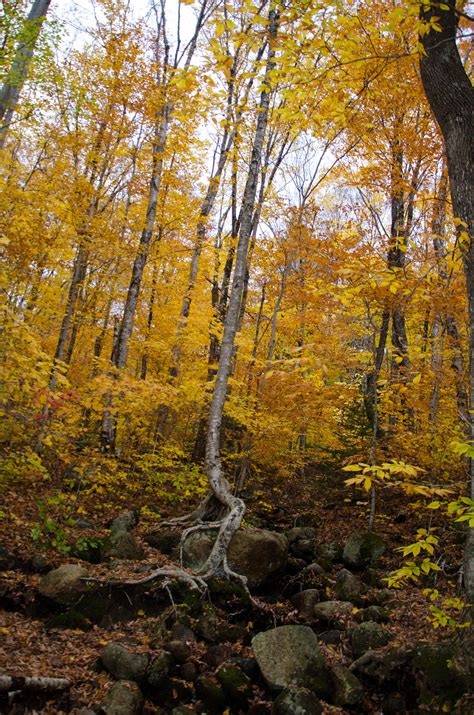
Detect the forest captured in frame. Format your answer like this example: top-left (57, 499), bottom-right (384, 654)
top-left (0, 0), bottom-right (473, 713)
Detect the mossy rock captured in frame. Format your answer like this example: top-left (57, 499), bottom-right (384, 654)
top-left (351, 621), bottom-right (392, 658)
top-left (100, 680), bottom-right (143, 715)
top-left (272, 687), bottom-right (323, 714)
top-left (195, 673), bottom-right (227, 712)
top-left (46, 609), bottom-right (91, 631)
top-left (216, 663), bottom-right (254, 706)
top-left (343, 532), bottom-right (387, 569)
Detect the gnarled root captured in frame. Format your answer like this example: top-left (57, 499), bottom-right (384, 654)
top-left (81, 567), bottom-right (208, 593)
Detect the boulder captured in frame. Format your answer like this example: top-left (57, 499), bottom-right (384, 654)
top-left (165, 640), bottom-right (192, 664)
top-left (329, 663), bottom-right (363, 707)
top-left (252, 625), bottom-right (330, 697)
top-left (101, 531), bottom-right (145, 562)
top-left (334, 569), bottom-right (368, 606)
top-left (272, 687), bottom-right (323, 715)
top-left (350, 646), bottom-right (414, 684)
top-left (109, 511), bottom-right (139, 534)
top-left (38, 564), bottom-right (89, 605)
top-left (351, 621), bottom-right (392, 658)
top-left (316, 541), bottom-right (343, 567)
top-left (101, 642), bottom-right (149, 683)
top-left (145, 529), bottom-right (181, 555)
top-left (354, 605), bottom-right (390, 624)
top-left (343, 532), bottom-right (387, 569)
top-left (145, 650), bottom-right (173, 689)
top-left (183, 527), bottom-right (288, 588)
top-left (313, 600), bottom-right (353, 624)
top-left (195, 673), bottom-right (227, 711)
top-left (290, 589), bottom-right (320, 620)
top-left (286, 527), bottom-right (316, 544)
top-left (100, 681), bottom-right (143, 715)
top-left (216, 663), bottom-right (254, 706)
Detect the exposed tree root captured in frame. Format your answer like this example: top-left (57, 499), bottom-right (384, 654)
top-left (81, 567), bottom-right (208, 593)
top-left (0, 676), bottom-right (70, 693)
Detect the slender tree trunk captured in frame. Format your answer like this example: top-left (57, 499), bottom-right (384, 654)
top-left (197, 7), bottom-right (279, 580)
top-left (0, 0), bottom-right (51, 149)
top-left (419, 0), bottom-right (474, 603)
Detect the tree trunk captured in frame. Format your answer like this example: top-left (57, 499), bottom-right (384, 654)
top-left (197, 6), bottom-right (279, 581)
top-left (0, 0), bottom-right (51, 149)
top-left (419, 0), bottom-right (474, 602)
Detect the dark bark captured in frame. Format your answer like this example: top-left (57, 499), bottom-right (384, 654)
top-left (419, 0), bottom-right (474, 601)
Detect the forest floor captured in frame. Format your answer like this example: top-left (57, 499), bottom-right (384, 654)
top-left (0, 464), bottom-right (470, 714)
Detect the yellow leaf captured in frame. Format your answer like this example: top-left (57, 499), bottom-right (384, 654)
top-left (413, 373), bottom-right (421, 385)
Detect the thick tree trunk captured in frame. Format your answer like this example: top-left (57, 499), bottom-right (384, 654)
top-left (419, 0), bottom-right (474, 602)
top-left (0, 0), bottom-right (51, 149)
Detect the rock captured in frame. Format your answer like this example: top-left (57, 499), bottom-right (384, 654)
top-left (317, 541), bottom-right (343, 566)
top-left (38, 564), bottom-right (89, 605)
top-left (100, 680), bottom-right (143, 715)
top-left (252, 625), bottom-right (330, 697)
top-left (313, 600), bottom-right (353, 624)
top-left (0, 547), bottom-right (19, 571)
top-left (232, 657), bottom-right (260, 681)
top-left (369, 588), bottom-right (396, 605)
top-left (101, 531), bottom-right (145, 561)
top-left (195, 673), bottom-right (227, 711)
top-left (286, 557), bottom-right (307, 574)
top-left (145, 650), bottom-right (173, 688)
top-left (46, 610), bottom-right (91, 630)
top-left (317, 630), bottom-right (342, 646)
top-left (165, 640), bottom-right (192, 663)
top-left (291, 539), bottom-right (315, 560)
top-left (272, 687), bottom-right (323, 715)
top-left (412, 642), bottom-right (464, 697)
top-left (350, 646), bottom-right (413, 684)
top-left (101, 642), bottom-right (149, 683)
top-left (329, 663), bottom-right (363, 707)
top-left (170, 623), bottom-right (196, 643)
top-left (350, 621), bottom-right (392, 658)
top-left (183, 527), bottom-right (288, 588)
top-left (216, 663), bottom-right (254, 706)
top-left (195, 606), bottom-right (219, 642)
top-left (343, 532), bottom-right (387, 569)
top-left (290, 589), bottom-right (320, 620)
top-left (109, 511), bottom-right (139, 534)
top-left (203, 644), bottom-right (234, 668)
top-left (302, 562), bottom-right (325, 576)
top-left (28, 554), bottom-right (51, 573)
top-left (334, 569), bottom-right (368, 606)
top-left (145, 529), bottom-right (181, 555)
top-left (354, 605), bottom-right (390, 624)
top-left (179, 662), bottom-right (198, 681)
top-left (286, 527), bottom-right (316, 545)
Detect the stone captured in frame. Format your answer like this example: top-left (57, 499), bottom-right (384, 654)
top-left (195, 673), bottom-right (227, 711)
top-left (318, 630), bottom-right (342, 646)
top-left (100, 681), bottom-right (143, 715)
top-left (350, 621), bottom-right (392, 658)
top-left (165, 640), bottom-right (192, 663)
top-left (286, 527), bottom-right (316, 545)
top-left (38, 564), bottom-right (89, 605)
top-left (272, 687), bottom-right (323, 715)
top-left (286, 557), bottom-right (307, 574)
top-left (0, 547), bottom-right (19, 571)
top-left (354, 605), bottom-right (390, 624)
top-left (350, 646), bottom-right (413, 684)
top-left (28, 554), bottom-right (51, 573)
top-left (313, 600), bottom-right (353, 624)
top-left (252, 625), bottom-right (330, 697)
top-left (101, 642), bottom-right (149, 683)
top-left (109, 511), bottom-right (139, 534)
top-left (216, 663), bottom-right (254, 706)
top-left (145, 650), bottom-right (173, 689)
top-left (343, 532), bottom-right (387, 569)
top-left (46, 610), bottom-right (91, 631)
top-left (290, 589), bottom-right (320, 620)
top-left (144, 529), bottom-right (181, 555)
top-left (183, 527), bottom-right (288, 588)
top-left (101, 531), bottom-right (145, 562)
top-left (170, 623), bottom-right (196, 643)
top-left (179, 662), bottom-right (198, 681)
top-left (203, 644), bottom-right (234, 667)
top-left (302, 562), bottom-right (325, 576)
top-left (329, 663), bottom-right (364, 707)
top-left (334, 569), bottom-right (368, 606)
top-left (317, 541), bottom-right (343, 566)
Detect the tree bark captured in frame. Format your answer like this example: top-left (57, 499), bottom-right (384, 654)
top-left (419, 0), bottom-right (474, 602)
top-left (0, 0), bottom-right (52, 149)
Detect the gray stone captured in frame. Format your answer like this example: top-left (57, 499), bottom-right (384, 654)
top-left (313, 600), bottom-right (353, 624)
top-left (216, 663), bottom-right (253, 706)
top-left (100, 681), bottom-right (143, 715)
top-left (272, 687), bottom-right (323, 715)
top-left (183, 527), bottom-right (288, 588)
top-left (334, 569), bottom-right (368, 606)
top-left (330, 663), bottom-right (364, 706)
top-left (101, 642), bottom-right (149, 683)
top-left (109, 511), bottom-right (139, 534)
top-left (317, 541), bottom-right (343, 565)
top-left (145, 650), bottom-right (173, 688)
top-left (354, 605), bottom-right (390, 624)
top-left (286, 527), bottom-right (316, 544)
top-left (145, 529), bottom-right (181, 555)
top-left (165, 639), bottom-right (192, 663)
top-left (101, 532), bottom-right (145, 561)
top-left (252, 625), bottom-right (330, 697)
top-left (343, 532), bottom-right (387, 569)
top-left (38, 564), bottom-right (89, 605)
top-left (350, 646), bottom-right (414, 684)
top-left (290, 589), bottom-right (320, 620)
top-left (351, 621), bottom-right (392, 658)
